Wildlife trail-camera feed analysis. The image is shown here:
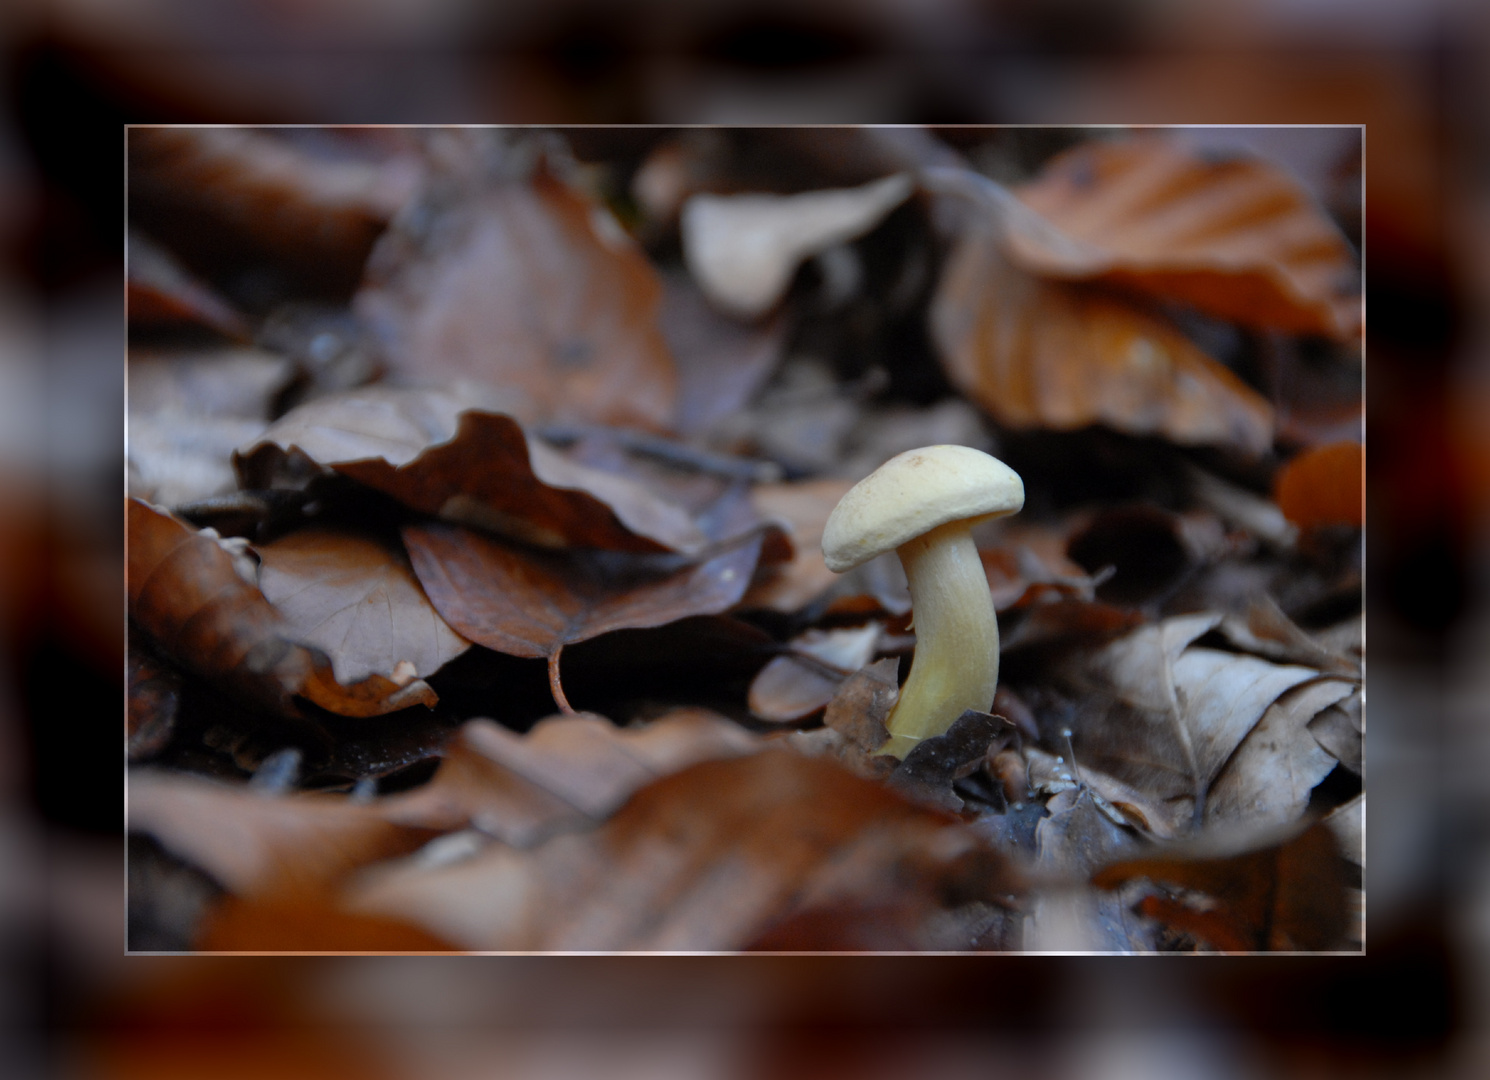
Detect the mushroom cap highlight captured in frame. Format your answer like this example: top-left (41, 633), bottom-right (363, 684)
top-left (821, 445), bottom-right (1024, 572)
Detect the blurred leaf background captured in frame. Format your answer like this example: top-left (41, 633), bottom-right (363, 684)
top-left (2, 0), bottom-right (1485, 1076)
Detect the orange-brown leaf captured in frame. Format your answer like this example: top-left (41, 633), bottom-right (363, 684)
top-left (402, 522), bottom-right (764, 660)
top-left (1274, 441), bottom-right (1364, 529)
top-left (256, 529), bottom-right (470, 686)
top-left (349, 750), bottom-right (1013, 951)
top-left (1010, 135), bottom-right (1361, 340)
top-left (930, 184), bottom-right (1274, 456)
top-left (236, 388), bottom-right (706, 555)
top-left (127, 498), bottom-right (438, 716)
top-left (129, 769), bottom-right (439, 899)
top-left (386, 708), bottom-right (762, 846)
top-left (357, 164), bottom-right (677, 431)
top-left (196, 896), bottom-right (459, 952)
top-left (129, 497), bottom-right (314, 713)
top-left (1091, 819), bottom-right (1352, 952)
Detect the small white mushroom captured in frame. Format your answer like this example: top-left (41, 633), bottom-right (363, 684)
top-left (821, 445), bottom-right (1024, 758)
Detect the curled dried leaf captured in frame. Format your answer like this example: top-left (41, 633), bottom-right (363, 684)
top-left (128, 498), bottom-right (437, 717)
top-left (681, 174), bottom-right (913, 318)
top-left (1010, 135), bottom-right (1362, 340)
top-left (236, 387), bottom-right (707, 554)
top-left (929, 170), bottom-right (1274, 456)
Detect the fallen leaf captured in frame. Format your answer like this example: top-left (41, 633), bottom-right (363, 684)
top-left (747, 623), bottom-right (881, 723)
top-left (1323, 793), bottom-right (1363, 868)
top-left (1055, 613), bottom-right (1327, 830)
top-left (1009, 134), bottom-right (1361, 340)
top-left (255, 529), bottom-right (471, 687)
top-left (741, 478), bottom-right (858, 612)
top-left (129, 769), bottom-right (439, 899)
top-left (196, 897), bottom-right (457, 952)
top-left (1091, 819), bottom-right (1353, 952)
top-left (1307, 690), bottom-right (1362, 776)
top-left (1026, 786), bottom-right (1154, 952)
top-left (927, 168), bottom-right (1274, 456)
top-left (681, 173), bottom-right (913, 318)
top-left (1217, 593), bottom-right (1361, 676)
top-left (1274, 441), bottom-right (1364, 529)
top-left (128, 498), bottom-right (437, 717)
top-left (386, 708), bottom-right (762, 847)
top-left (357, 159), bottom-right (677, 431)
top-left (347, 750), bottom-right (1013, 951)
top-left (887, 710), bottom-right (1008, 814)
top-left (1205, 678), bottom-right (1356, 829)
top-left (235, 387), bottom-right (708, 554)
top-left (129, 126), bottom-right (419, 300)
top-left (402, 522), bottom-right (764, 707)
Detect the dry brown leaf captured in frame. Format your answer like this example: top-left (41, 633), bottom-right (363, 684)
top-left (403, 522), bottom-right (764, 706)
top-left (1324, 793), bottom-right (1363, 868)
top-left (747, 623), bottom-right (881, 723)
top-left (129, 127), bottom-right (419, 298)
top-left (1274, 441), bottom-right (1364, 529)
top-left (681, 173), bottom-right (913, 318)
top-left (357, 163), bottom-right (676, 432)
top-left (1010, 135), bottom-right (1361, 340)
top-left (1026, 786), bottom-right (1153, 952)
top-left (256, 529), bottom-right (470, 687)
top-left (1308, 690), bottom-right (1362, 776)
top-left (129, 769), bottom-right (439, 899)
top-left (386, 708), bottom-right (762, 847)
top-left (887, 711), bottom-right (1009, 814)
top-left (1205, 678), bottom-right (1355, 829)
top-left (1217, 593), bottom-right (1361, 676)
top-left (347, 749), bottom-right (1012, 951)
top-left (1091, 819), bottom-right (1353, 952)
top-left (741, 478), bottom-right (857, 612)
top-left (236, 387), bottom-right (707, 555)
top-left (928, 169), bottom-right (1274, 456)
top-left (1057, 613), bottom-right (1327, 830)
top-left (128, 498), bottom-right (437, 717)
top-left (196, 897), bottom-right (458, 952)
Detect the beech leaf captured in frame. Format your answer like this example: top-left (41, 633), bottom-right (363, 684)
top-left (1091, 819), bottom-right (1353, 952)
top-left (357, 160), bottom-right (677, 432)
top-left (402, 522), bottom-right (764, 686)
top-left (255, 529), bottom-right (470, 687)
top-left (681, 173), bottom-right (913, 318)
top-left (128, 498), bottom-right (438, 717)
top-left (236, 387), bottom-right (707, 554)
top-left (346, 750), bottom-right (1012, 951)
top-left (1009, 134), bottom-right (1362, 340)
top-left (927, 167), bottom-right (1275, 456)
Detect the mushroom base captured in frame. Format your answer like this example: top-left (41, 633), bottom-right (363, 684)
top-left (880, 519), bottom-right (1000, 758)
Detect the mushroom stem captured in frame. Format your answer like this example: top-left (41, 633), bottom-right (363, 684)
top-left (881, 518), bottom-right (999, 758)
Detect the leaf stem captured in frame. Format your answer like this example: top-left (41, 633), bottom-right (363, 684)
top-left (548, 645), bottom-right (577, 716)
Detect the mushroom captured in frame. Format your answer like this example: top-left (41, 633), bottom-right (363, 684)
top-left (821, 445), bottom-right (1023, 758)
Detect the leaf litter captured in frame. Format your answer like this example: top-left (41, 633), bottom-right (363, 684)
top-left (126, 126), bottom-right (1363, 953)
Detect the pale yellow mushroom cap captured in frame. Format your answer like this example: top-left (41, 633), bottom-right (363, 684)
top-left (821, 445), bottom-right (1024, 573)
